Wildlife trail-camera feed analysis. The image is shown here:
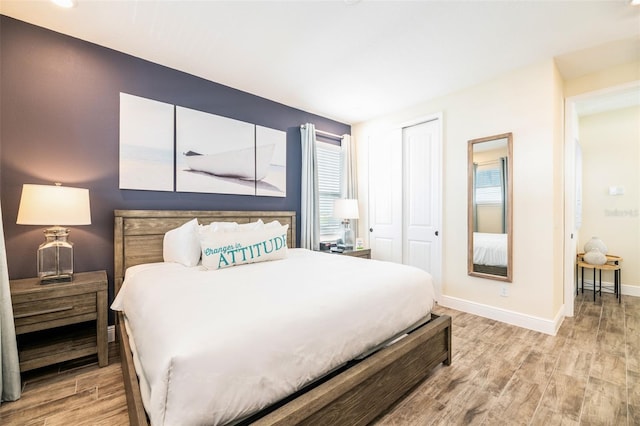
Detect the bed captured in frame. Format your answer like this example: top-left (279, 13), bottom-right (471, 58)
top-left (472, 232), bottom-right (508, 277)
top-left (113, 209), bottom-right (452, 426)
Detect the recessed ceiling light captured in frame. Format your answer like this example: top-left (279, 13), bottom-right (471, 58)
top-left (631, 0), bottom-right (640, 5)
top-left (52, 0), bottom-right (77, 8)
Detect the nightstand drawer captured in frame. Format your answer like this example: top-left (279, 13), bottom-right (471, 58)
top-left (13, 293), bottom-right (97, 334)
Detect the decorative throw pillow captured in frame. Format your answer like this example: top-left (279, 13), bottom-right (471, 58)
top-left (200, 224), bottom-right (289, 270)
top-left (163, 218), bottom-right (201, 267)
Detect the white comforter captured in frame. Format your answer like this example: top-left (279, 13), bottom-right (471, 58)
top-left (473, 232), bottom-right (508, 267)
top-left (111, 249), bottom-right (434, 426)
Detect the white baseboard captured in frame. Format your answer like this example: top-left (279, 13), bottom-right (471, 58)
top-left (623, 284), bottom-right (640, 298)
top-left (108, 325), bottom-right (115, 343)
top-left (438, 295), bottom-right (564, 336)
top-left (578, 279), bottom-right (640, 298)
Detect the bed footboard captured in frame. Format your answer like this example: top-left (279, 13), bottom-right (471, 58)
top-left (117, 312), bottom-right (147, 426)
top-left (254, 313), bottom-right (451, 426)
top-left (119, 313), bottom-right (452, 426)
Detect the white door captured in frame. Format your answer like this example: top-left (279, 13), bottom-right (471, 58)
top-left (368, 129), bottom-right (403, 264)
top-left (403, 120), bottom-right (441, 287)
top-left (368, 117), bottom-right (442, 294)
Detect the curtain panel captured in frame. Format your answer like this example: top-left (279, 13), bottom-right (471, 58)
top-left (0, 201), bottom-right (21, 404)
top-left (341, 134), bottom-right (358, 237)
top-left (300, 123), bottom-right (320, 250)
top-left (500, 156), bottom-right (507, 234)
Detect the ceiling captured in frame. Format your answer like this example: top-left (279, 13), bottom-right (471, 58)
top-left (1, 0), bottom-right (639, 124)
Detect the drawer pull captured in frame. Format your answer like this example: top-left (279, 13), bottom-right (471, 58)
top-left (15, 306), bottom-right (74, 319)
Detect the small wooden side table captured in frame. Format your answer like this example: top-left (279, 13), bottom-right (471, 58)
top-left (576, 253), bottom-right (622, 303)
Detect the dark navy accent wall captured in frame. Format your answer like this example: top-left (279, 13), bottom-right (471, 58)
top-left (0, 16), bottom-right (350, 307)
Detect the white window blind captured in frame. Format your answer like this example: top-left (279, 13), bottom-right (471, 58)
top-left (475, 164), bottom-right (503, 205)
top-left (317, 141), bottom-right (343, 240)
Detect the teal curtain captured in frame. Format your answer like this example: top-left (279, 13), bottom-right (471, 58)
top-left (1, 201), bottom-right (21, 404)
top-left (300, 124), bottom-right (320, 250)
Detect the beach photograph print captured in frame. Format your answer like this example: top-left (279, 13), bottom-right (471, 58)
top-left (176, 106), bottom-right (256, 195)
top-left (119, 93), bottom-right (175, 191)
top-left (256, 125), bottom-right (287, 197)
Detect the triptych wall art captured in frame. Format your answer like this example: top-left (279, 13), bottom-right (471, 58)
top-left (119, 93), bottom-right (287, 197)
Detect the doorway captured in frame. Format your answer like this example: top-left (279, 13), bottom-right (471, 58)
top-left (564, 82), bottom-right (640, 316)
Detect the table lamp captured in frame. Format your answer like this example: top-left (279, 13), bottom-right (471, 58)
top-left (17, 183), bottom-right (91, 283)
top-left (333, 198), bottom-right (359, 250)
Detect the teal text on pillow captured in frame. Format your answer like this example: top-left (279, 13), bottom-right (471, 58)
top-left (201, 225), bottom-right (289, 270)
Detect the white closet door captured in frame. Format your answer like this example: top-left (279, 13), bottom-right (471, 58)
top-left (368, 129), bottom-right (403, 264)
top-left (368, 117), bottom-right (442, 296)
top-left (403, 120), bottom-right (442, 288)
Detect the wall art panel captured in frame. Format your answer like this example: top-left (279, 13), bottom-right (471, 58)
top-left (256, 125), bottom-right (287, 197)
top-left (176, 106), bottom-right (256, 195)
top-left (119, 93), bottom-right (175, 191)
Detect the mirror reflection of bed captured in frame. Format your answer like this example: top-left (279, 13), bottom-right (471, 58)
top-left (473, 232), bottom-right (508, 277)
top-left (468, 133), bottom-right (513, 282)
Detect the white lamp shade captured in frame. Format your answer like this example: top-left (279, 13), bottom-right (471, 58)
top-left (333, 199), bottom-right (359, 219)
top-left (17, 184), bottom-right (91, 225)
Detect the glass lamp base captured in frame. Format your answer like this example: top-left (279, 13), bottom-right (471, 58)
top-left (342, 222), bottom-right (355, 250)
top-left (38, 226), bottom-right (74, 284)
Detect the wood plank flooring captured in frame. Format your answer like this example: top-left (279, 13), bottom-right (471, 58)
top-left (376, 291), bottom-right (639, 425)
top-left (1, 290), bottom-right (637, 425)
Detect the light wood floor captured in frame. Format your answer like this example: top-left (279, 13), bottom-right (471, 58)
top-left (1, 290), bottom-right (638, 425)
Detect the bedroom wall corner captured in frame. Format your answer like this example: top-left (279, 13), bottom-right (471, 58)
top-left (354, 59), bottom-right (563, 327)
top-left (564, 60), bottom-right (640, 98)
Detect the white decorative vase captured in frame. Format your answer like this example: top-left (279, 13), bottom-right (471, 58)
top-left (584, 237), bottom-right (607, 255)
top-left (584, 248), bottom-right (607, 265)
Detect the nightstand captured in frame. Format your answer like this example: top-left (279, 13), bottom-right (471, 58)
top-left (331, 248), bottom-right (371, 259)
top-left (10, 270), bottom-right (108, 372)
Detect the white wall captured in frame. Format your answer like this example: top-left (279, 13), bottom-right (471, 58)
top-left (354, 59), bottom-right (565, 331)
top-left (578, 106), bottom-right (640, 289)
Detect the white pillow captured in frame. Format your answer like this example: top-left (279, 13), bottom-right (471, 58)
top-left (199, 219), bottom-right (264, 237)
top-left (236, 219), bottom-right (264, 231)
top-left (263, 220), bottom-right (282, 229)
top-left (163, 218), bottom-right (201, 267)
top-left (199, 221), bottom-right (238, 234)
top-left (201, 224), bottom-right (289, 270)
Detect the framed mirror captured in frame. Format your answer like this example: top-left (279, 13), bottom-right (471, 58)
top-left (468, 133), bottom-right (513, 282)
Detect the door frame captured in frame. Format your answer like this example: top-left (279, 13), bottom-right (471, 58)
top-left (564, 98), bottom-right (578, 318)
top-left (564, 81), bottom-right (640, 316)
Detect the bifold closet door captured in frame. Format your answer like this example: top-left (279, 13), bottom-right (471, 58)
top-left (368, 119), bottom-right (441, 286)
top-left (368, 128), bottom-right (403, 264)
top-left (402, 120), bottom-right (441, 282)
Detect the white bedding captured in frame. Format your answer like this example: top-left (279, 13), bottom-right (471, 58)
top-left (473, 232), bottom-right (508, 267)
top-left (111, 248), bottom-right (434, 426)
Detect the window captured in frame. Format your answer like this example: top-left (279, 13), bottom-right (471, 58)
top-left (317, 141), bottom-right (343, 240)
top-left (474, 164), bottom-right (503, 205)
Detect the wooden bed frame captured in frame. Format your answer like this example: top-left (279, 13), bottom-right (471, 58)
top-left (472, 263), bottom-right (508, 277)
top-left (114, 209), bottom-right (452, 426)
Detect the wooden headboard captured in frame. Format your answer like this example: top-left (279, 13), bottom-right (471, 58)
top-left (113, 210), bottom-right (297, 295)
